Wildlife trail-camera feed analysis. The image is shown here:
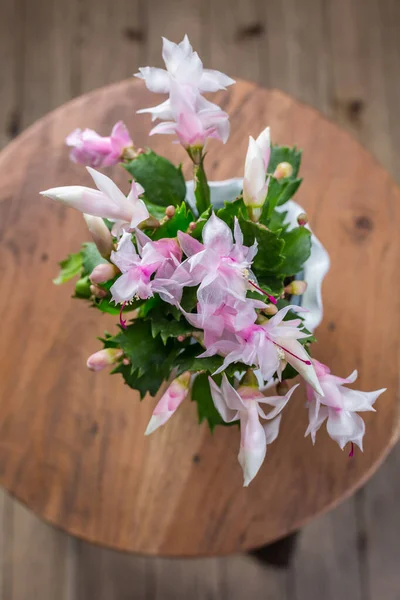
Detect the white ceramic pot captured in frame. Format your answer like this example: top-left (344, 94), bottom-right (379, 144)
top-left (185, 178), bottom-right (330, 333)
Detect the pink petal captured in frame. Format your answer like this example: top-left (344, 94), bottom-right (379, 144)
top-left (177, 231), bottom-right (204, 257)
top-left (208, 377), bottom-right (239, 423)
top-left (110, 271), bottom-right (139, 304)
top-left (263, 414), bottom-right (282, 445)
top-left (238, 405), bottom-right (267, 486)
top-left (257, 384), bottom-right (299, 419)
top-left (221, 374), bottom-right (247, 410)
top-left (110, 232), bottom-right (139, 272)
top-left (202, 213), bottom-right (233, 255)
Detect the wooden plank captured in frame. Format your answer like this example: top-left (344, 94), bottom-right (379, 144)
top-left (0, 0), bottom-right (21, 148)
top-left (146, 0), bottom-right (203, 64)
top-left (324, 0), bottom-right (365, 138)
top-left (262, 0), bottom-right (331, 114)
top-left (361, 448), bottom-right (400, 600)
top-left (374, 0), bottom-right (400, 178)
top-left (220, 554), bottom-right (289, 599)
top-left (7, 500), bottom-right (72, 600)
top-left (0, 490), bottom-right (12, 600)
top-left (79, 0), bottom-right (145, 94)
top-left (152, 557), bottom-right (221, 600)
top-left (206, 0), bottom-right (265, 84)
top-left (76, 542), bottom-right (151, 599)
top-left (290, 501), bottom-right (362, 600)
top-left (20, 0), bottom-right (80, 128)
top-left (325, 0), bottom-right (394, 176)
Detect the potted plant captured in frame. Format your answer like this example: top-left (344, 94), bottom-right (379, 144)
top-left (40, 36), bottom-right (385, 487)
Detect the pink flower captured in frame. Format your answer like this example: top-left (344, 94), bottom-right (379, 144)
top-left (148, 81), bottom-right (230, 148)
top-left (209, 374), bottom-right (299, 486)
top-left (66, 121), bottom-right (133, 167)
top-left (145, 372), bottom-right (192, 435)
top-left (135, 35), bottom-right (235, 96)
top-left (202, 305), bottom-right (323, 394)
top-left (41, 167), bottom-right (149, 236)
top-left (110, 230), bottom-right (183, 304)
top-left (305, 360), bottom-right (386, 453)
top-left (182, 298), bottom-right (266, 347)
top-left (243, 127), bottom-right (271, 221)
top-left (177, 214), bottom-right (257, 304)
top-left (136, 36), bottom-right (233, 148)
top-left (87, 348), bottom-right (123, 371)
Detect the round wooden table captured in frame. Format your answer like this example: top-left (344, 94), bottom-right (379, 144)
top-left (0, 80), bottom-right (398, 557)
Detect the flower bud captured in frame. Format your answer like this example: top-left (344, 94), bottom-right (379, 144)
top-left (189, 221), bottom-right (197, 232)
top-left (297, 212), bottom-right (308, 226)
top-left (274, 162), bottom-right (293, 180)
top-left (83, 214), bottom-right (114, 258)
top-left (165, 205), bottom-right (176, 218)
top-left (90, 284), bottom-right (107, 298)
top-left (145, 371), bottom-right (192, 435)
top-left (263, 304), bottom-right (278, 316)
top-left (89, 262), bottom-right (118, 284)
top-left (276, 380), bottom-right (290, 396)
top-left (87, 348), bottom-right (123, 371)
top-left (284, 280), bottom-right (308, 296)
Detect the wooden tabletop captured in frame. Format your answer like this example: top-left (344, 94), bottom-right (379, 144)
top-left (0, 78), bottom-right (398, 557)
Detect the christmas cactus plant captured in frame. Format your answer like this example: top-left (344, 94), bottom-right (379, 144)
top-left (41, 36), bottom-right (386, 486)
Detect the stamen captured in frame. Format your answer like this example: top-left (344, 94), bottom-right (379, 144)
top-left (348, 442), bottom-right (354, 458)
top-left (119, 301), bottom-right (127, 329)
top-left (273, 341), bottom-right (312, 365)
top-left (248, 280), bottom-right (277, 304)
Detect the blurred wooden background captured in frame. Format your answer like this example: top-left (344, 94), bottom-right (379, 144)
top-left (0, 0), bottom-right (399, 598)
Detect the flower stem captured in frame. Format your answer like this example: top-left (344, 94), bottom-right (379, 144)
top-left (193, 159), bottom-right (211, 215)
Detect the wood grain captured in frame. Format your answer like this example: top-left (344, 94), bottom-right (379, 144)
top-left (0, 78), bottom-right (397, 558)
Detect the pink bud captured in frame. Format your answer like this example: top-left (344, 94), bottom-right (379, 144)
top-left (83, 214), bottom-right (114, 258)
top-left (87, 348), bottom-right (123, 371)
top-left (90, 284), bottom-right (107, 298)
top-left (297, 212), bottom-right (308, 226)
top-left (145, 372), bottom-right (191, 435)
top-left (285, 280), bottom-right (308, 296)
top-left (189, 221), bottom-right (197, 232)
top-left (273, 161), bottom-right (293, 180)
top-left (89, 262), bottom-right (118, 284)
top-left (165, 205), bottom-right (176, 218)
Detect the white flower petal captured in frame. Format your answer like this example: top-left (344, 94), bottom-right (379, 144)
top-left (326, 410), bottom-right (365, 450)
top-left (135, 66), bottom-right (170, 93)
top-left (239, 407), bottom-right (266, 487)
top-left (200, 69), bottom-right (236, 92)
top-left (86, 167), bottom-right (127, 207)
top-left (202, 212), bottom-right (233, 254)
top-left (208, 376), bottom-right (239, 423)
